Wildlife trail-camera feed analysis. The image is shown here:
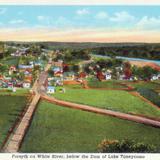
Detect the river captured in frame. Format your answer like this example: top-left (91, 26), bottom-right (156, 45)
top-left (92, 54), bottom-right (160, 66)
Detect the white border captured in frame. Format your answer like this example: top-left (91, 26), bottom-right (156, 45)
top-left (0, 0), bottom-right (160, 5)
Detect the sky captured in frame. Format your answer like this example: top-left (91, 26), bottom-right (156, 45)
top-left (0, 5), bottom-right (160, 42)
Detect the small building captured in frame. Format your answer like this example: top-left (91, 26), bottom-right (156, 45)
top-left (19, 64), bottom-right (33, 72)
top-left (23, 81), bottom-right (31, 88)
top-left (105, 73), bottom-right (112, 80)
top-left (151, 74), bottom-right (160, 81)
top-left (52, 67), bottom-right (63, 77)
top-left (47, 86), bottom-right (55, 94)
top-left (79, 72), bottom-right (87, 78)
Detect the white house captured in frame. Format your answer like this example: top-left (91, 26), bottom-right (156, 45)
top-left (105, 73), bottom-right (112, 80)
top-left (47, 86), bottom-right (55, 94)
top-left (23, 81), bottom-right (31, 88)
top-left (151, 74), bottom-right (160, 81)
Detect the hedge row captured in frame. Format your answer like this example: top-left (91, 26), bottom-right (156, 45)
top-left (137, 88), bottom-right (160, 107)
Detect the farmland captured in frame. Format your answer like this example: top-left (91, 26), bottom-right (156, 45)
top-left (0, 88), bottom-right (29, 96)
top-left (21, 101), bottom-right (160, 153)
top-left (87, 80), bottom-right (126, 89)
top-left (0, 96), bottom-right (27, 147)
top-left (54, 88), bottom-right (160, 118)
top-left (0, 56), bottom-right (19, 66)
top-left (127, 81), bottom-right (160, 90)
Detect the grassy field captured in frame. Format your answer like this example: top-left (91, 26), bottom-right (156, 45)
top-left (0, 88), bottom-right (29, 96)
top-left (88, 80), bottom-right (125, 89)
top-left (0, 96), bottom-right (27, 147)
top-left (54, 88), bottom-right (160, 118)
top-left (126, 81), bottom-right (160, 90)
top-left (0, 56), bottom-right (19, 66)
top-left (21, 101), bottom-right (160, 153)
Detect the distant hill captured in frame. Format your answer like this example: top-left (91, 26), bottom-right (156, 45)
top-left (4, 41), bottom-right (154, 49)
top-left (2, 41), bottom-right (160, 60)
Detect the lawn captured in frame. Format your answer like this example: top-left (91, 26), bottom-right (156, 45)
top-left (0, 56), bottom-right (19, 66)
top-left (127, 81), bottom-right (160, 90)
top-left (0, 96), bottom-right (27, 147)
top-left (0, 88), bottom-right (30, 96)
top-left (54, 88), bottom-right (160, 118)
top-left (20, 101), bottom-right (160, 153)
top-left (87, 80), bottom-right (126, 89)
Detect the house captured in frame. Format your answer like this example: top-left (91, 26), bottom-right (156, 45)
top-left (79, 72), bottom-right (87, 78)
top-left (96, 71), bottom-right (105, 81)
top-left (24, 75), bottom-right (33, 82)
top-left (52, 67), bottom-right (63, 77)
top-left (55, 80), bottom-right (63, 86)
top-left (105, 73), bottom-right (112, 80)
top-left (53, 61), bottom-right (63, 67)
top-left (23, 80), bottom-right (31, 88)
top-left (19, 64), bottom-right (33, 72)
top-left (9, 66), bottom-right (17, 75)
top-left (7, 82), bottom-right (13, 88)
top-left (151, 74), bottom-right (160, 81)
top-left (0, 75), bottom-right (4, 80)
top-left (47, 86), bottom-right (55, 94)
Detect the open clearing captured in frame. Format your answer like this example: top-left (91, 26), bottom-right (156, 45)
top-left (87, 80), bottom-right (126, 89)
top-left (128, 81), bottom-right (160, 90)
top-left (0, 96), bottom-right (27, 147)
top-left (21, 101), bottom-right (160, 153)
top-left (54, 88), bottom-right (160, 119)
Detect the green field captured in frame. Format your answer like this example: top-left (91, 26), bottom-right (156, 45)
top-left (127, 81), bottom-right (160, 90)
top-left (21, 101), bottom-right (160, 153)
top-left (0, 88), bottom-right (29, 96)
top-left (0, 56), bottom-right (19, 66)
top-left (0, 96), bottom-right (27, 147)
top-left (88, 80), bottom-right (125, 89)
top-left (54, 88), bottom-right (160, 118)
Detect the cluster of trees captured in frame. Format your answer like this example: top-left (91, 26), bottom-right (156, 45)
top-left (19, 55), bottom-right (36, 65)
top-left (0, 63), bottom-right (8, 74)
top-left (131, 65), bottom-right (159, 80)
top-left (83, 58), bottom-right (123, 74)
top-left (98, 139), bottom-right (156, 153)
top-left (0, 42), bottom-right (5, 59)
top-left (55, 49), bottom-right (91, 62)
top-left (92, 44), bottom-right (160, 60)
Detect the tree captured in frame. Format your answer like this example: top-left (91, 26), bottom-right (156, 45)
top-left (98, 139), bottom-right (156, 153)
top-left (123, 62), bottom-right (132, 79)
top-left (71, 65), bottom-right (80, 73)
top-left (0, 64), bottom-right (8, 74)
top-left (0, 42), bottom-right (4, 59)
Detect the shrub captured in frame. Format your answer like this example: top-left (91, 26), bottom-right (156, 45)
top-left (137, 88), bottom-right (160, 107)
top-left (98, 139), bottom-right (156, 153)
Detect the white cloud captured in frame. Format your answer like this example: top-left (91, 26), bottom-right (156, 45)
top-left (0, 8), bottom-right (7, 14)
top-left (110, 11), bottom-right (135, 22)
top-left (76, 8), bottom-right (90, 15)
top-left (95, 11), bottom-right (108, 19)
top-left (9, 19), bottom-right (26, 24)
top-left (136, 16), bottom-right (160, 30)
top-left (37, 16), bottom-right (47, 21)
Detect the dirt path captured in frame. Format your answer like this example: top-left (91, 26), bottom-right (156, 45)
top-left (41, 95), bottom-right (160, 128)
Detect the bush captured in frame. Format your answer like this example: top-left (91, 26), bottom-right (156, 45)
top-left (98, 139), bottom-right (156, 153)
top-left (137, 88), bottom-right (160, 107)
